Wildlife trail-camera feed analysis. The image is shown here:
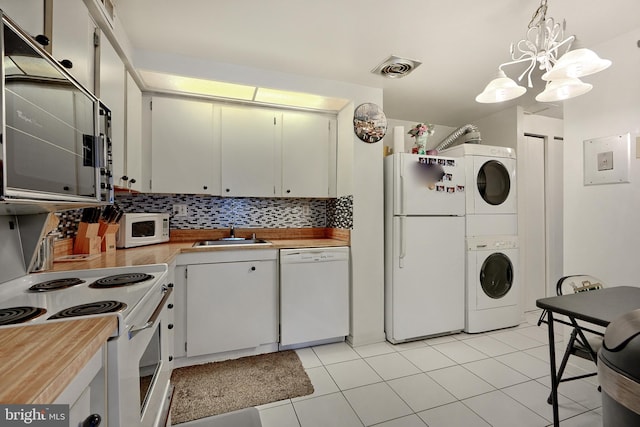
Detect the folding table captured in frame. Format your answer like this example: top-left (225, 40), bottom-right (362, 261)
top-left (536, 286), bottom-right (640, 427)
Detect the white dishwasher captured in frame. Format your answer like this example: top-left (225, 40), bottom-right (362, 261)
top-left (279, 247), bottom-right (350, 348)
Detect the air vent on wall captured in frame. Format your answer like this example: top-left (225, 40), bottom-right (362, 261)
top-left (371, 55), bottom-right (422, 79)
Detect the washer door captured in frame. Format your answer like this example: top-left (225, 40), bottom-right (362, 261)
top-left (473, 248), bottom-right (519, 310)
top-left (480, 252), bottom-right (513, 299)
top-left (477, 160), bottom-right (511, 206)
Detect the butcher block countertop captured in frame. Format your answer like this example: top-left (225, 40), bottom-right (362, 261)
top-left (50, 227), bottom-right (350, 271)
top-left (0, 316), bottom-right (117, 404)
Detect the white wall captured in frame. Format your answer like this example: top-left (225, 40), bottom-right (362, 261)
top-left (133, 50), bottom-right (386, 346)
top-left (564, 27), bottom-right (640, 285)
top-left (473, 106), bottom-right (522, 151)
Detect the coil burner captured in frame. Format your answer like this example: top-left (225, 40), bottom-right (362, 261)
top-left (0, 306), bottom-right (47, 325)
top-left (48, 300), bottom-right (127, 319)
top-left (28, 278), bottom-right (86, 292)
top-left (89, 273), bottom-right (154, 289)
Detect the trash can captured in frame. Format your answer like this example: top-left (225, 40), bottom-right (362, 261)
top-left (598, 308), bottom-right (640, 426)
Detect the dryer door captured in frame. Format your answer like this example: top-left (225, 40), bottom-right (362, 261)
top-left (471, 156), bottom-right (517, 214)
top-left (476, 249), bottom-right (519, 309)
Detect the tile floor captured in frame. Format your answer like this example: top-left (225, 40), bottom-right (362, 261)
top-left (256, 311), bottom-right (604, 427)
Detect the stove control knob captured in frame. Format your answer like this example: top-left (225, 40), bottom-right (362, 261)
top-left (168, 323), bottom-right (174, 329)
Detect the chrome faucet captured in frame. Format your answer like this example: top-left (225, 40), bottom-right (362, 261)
top-left (229, 223), bottom-right (235, 238)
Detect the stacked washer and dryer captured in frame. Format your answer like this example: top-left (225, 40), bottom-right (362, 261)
top-left (441, 144), bottom-right (520, 333)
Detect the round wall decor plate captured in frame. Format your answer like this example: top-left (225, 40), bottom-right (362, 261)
top-left (353, 103), bottom-right (387, 143)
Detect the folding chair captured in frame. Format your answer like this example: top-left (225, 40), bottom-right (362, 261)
top-left (543, 275), bottom-right (605, 403)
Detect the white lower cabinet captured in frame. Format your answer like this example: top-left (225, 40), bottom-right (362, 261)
top-left (54, 345), bottom-right (106, 426)
top-left (185, 253), bottom-right (278, 358)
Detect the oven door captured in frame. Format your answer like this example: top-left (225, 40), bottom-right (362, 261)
top-left (109, 285), bottom-right (174, 427)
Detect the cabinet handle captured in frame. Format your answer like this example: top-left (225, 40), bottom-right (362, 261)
top-left (250, 266), bottom-right (256, 271)
top-left (225, 188), bottom-right (230, 193)
top-left (168, 356), bottom-right (173, 362)
top-left (168, 324), bottom-right (174, 329)
top-left (286, 189), bottom-right (291, 194)
top-left (59, 59), bottom-right (73, 69)
top-left (203, 185), bottom-right (208, 190)
top-left (121, 175), bottom-right (129, 181)
top-left (167, 303), bottom-right (174, 309)
top-left (34, 34), bottom-right (49, 46)
top-left (81, 414), bottom-right (101, 427)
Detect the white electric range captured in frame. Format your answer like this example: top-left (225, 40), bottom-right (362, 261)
top-left (0, 264), bottom-right (168, 336)
top-left (0, 264), bottom-right (175, 427)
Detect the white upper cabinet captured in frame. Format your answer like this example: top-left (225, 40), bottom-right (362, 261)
top-left (220, 106), bottom-right (278, 197)
top-left (98, 33), bottom-right (125, 188)
top-left (51, 0), bottom-right (97, 92)
top-left (281, 111), bottom-right (334, 198)
top-left (125, 72), bottom-right (142, 191)
top-left (0, 1), bottom-right (44, 38)
top-left (151, 96), bottom-right (218, 195)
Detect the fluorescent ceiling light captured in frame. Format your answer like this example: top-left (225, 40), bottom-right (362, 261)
top-left (139, 69), bottom-right (255, 100)
top-left (138, 69), bottom-right (349, 112)
top-left (254, 88), bottom-right (349, 111)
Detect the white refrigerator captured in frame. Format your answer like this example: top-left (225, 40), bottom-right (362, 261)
top-left (384, 153), bottom-right (466, 343)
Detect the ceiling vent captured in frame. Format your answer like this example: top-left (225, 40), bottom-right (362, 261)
top-left (371, 55), bottom-right (422, 79)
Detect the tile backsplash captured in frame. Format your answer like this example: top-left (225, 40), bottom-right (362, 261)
top-left (57, 194), bottom-right (353, 237)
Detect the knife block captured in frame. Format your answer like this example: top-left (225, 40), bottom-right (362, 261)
top-left (98, 221), bottom-right (120, 253)
top-left (73, 222), bottom-right (101, 255)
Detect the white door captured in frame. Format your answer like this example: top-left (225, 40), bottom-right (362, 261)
top-left (52, 0), bottom-right (96, 92)
top-left (220, 106), bottom-right (278, 197)
top-left (522, 136), bottom-right (546, 310)
top-left (520, 135), bottom-right (564, 310)
top-left (125, 72), bottom-right (142, 191)
top-left (281, 111), bottom-right (332, 197)
top-left (151, 97), bottom-right (216, 194)
top-left (186, 261), bottom-right (278, 357)
top-left (392, 154), bottom-right (465, 216)
top-left (280, 248), bottom-right (349, 346)
top-left (389, 216), bottom-right (465, 341)
top-left (99, 35), bottom-right (125, 187)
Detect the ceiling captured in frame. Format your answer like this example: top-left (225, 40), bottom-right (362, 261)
top-left (115, 0), bottom-right (639, 127)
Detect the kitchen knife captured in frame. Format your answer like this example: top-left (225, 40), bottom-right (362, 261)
top-left (113, 209), bottom-right (124, 224)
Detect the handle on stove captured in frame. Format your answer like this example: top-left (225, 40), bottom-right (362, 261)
top-left (128, 285), bottom-right (173, 339)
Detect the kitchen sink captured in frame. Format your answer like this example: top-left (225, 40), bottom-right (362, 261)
top-left (192, 239), bottom-right (271, 247)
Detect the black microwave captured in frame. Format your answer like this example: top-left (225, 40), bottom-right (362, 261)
top-left (0, 11), bottom-right (113, 212)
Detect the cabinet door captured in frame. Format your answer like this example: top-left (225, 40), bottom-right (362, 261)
top-left (186, 261), bottom-right (278, 357)
top-left (220, 106), bottom-right (278, 197)
top-left (151, 97), bottom-right (216, 194)
top-left (52, 0), bottom-right (96, 92)
top-left (98, 34), bottom-right (125, 187)
top-left (282, 111), bottom-right (333, 197)
top-left (125, 72), bottom-right (142, 191)
top-left (0, 1), bottom-right (44, 37)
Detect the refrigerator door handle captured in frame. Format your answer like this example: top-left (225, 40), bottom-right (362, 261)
top-left (399, 155), bottom-right (405, 215)
top-left (399, 216), bottom-right (406, 268)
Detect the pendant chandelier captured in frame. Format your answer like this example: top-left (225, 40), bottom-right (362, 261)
top-left (476, 0), bottom-right (611, 104)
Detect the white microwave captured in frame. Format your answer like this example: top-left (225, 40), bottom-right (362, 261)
top-left (116, 213), bottom-right (170, 248)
